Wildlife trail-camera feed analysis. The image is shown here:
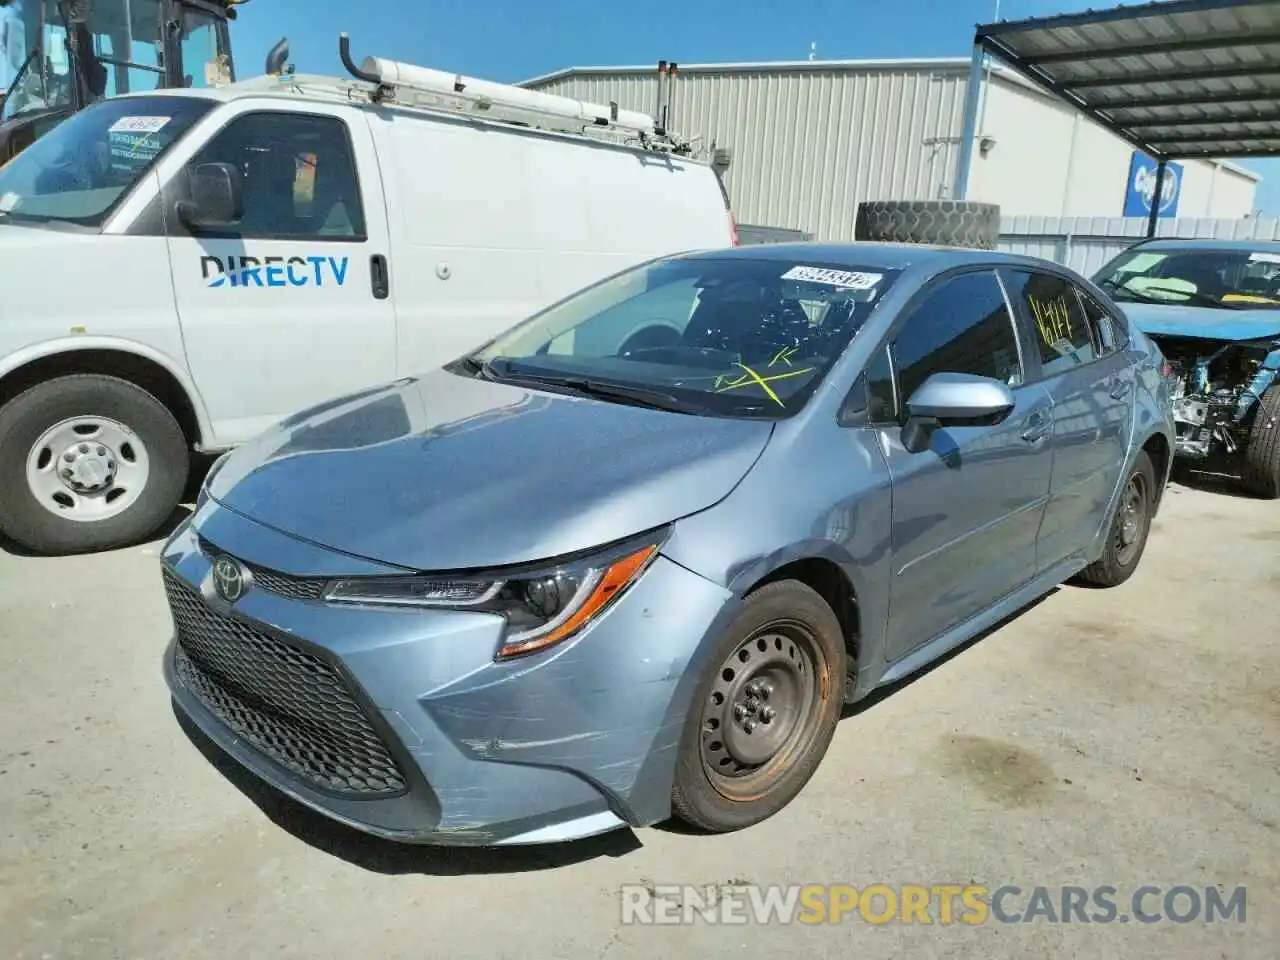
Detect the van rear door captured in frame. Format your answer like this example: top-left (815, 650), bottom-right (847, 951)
top-left (162, 101), bottom-right (397, 445)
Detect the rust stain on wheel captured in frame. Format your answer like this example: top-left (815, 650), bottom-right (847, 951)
top-left (698, 619), bottom-right (831, 803)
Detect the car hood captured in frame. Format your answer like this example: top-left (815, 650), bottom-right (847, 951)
top-left (1119, 301), bottom-right (1280, 342)
top-left (207, 368), bottom-right (774, 571)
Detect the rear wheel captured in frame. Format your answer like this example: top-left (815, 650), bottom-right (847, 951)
top-left (1076, 450), bottom-right (1155, 588)
top-left (1241, 385), bottom-right (1280, 499)
top-left (0, 374), bottom-right (189, 555)
top-left (670, 579), bottom-right (846, 833)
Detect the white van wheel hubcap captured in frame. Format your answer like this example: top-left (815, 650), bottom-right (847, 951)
top-left (25, 417), bottom-right (150, 522)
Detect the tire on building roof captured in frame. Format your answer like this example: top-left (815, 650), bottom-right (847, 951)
top-left (854, 200), bottom-right (1001, 250)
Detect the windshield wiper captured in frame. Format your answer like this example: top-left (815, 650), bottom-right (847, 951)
top-left (524, 375), bottom-right (704, 413)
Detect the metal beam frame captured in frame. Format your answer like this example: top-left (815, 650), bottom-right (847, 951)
top-left (1064, 64), bottom-right (1280, 90)
top-left (973, 0), bottom-right (1268, 38)
top-left (1097, 90), bottom-right (1280, 111)
top-left (972, 0), bottom-right (1280, 171)
top-left (953, 42), bottom-right (986, 200)
top-left (1023, 30), bottom-right (1280, 65)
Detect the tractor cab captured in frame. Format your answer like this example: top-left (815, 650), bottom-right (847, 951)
top-left (0, 0), bottom-right (241, 163)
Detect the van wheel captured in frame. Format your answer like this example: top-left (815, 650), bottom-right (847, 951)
top-left (1241, 385), bottom-right (1280, 499)
top-left (670, 580), bottom-right (846, 833)
top-left (0, 374), bottom-right (189, 555)
top-left (1075, 450), bottom-right (1155, 588)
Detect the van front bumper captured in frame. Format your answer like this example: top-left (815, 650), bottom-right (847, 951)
top-left (159, 507), bottom-right (736, 846)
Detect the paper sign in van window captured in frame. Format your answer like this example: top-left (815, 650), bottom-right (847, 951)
top-left (1248, 251), bottom-right (1280, 264)
top-left (781, 265), bottom-right (884, 291)
top-left (108, 116), bottom-right (172, 135)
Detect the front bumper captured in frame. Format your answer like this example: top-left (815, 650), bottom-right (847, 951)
top-left (160, 503), bottom-right (736, 846)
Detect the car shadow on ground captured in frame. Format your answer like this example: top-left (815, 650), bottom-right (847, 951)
top-left (175, 590), bottom-right (1062, 865)
top-left (173, 705), bottom-right (644, 876)
top-left (1169, 465), bottom-right (1265, 501)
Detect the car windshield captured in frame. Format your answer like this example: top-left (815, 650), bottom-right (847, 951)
top-left (464, 255), bottom-right (901, 419)
top-left (1093, 245), bottom-right (1280, 310)
top-left (0, 93), bottom-right (213, 226)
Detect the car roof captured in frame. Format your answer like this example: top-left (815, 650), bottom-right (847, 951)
top-left (681, 241), bottom-right (1062, 273)
top-left (1123, 237), bottom-right (1280, 254)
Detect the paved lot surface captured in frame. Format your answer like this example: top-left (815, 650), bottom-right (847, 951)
top-left (1, 478), bottom-right (1276, 959)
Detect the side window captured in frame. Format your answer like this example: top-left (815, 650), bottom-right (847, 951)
top-left (890, 270), bottom-right (1024, 418)
top-left (1006, 270), bottom-right (1097, 376)
top-left (185, 112), bottom-right (366, 240)
top-left (1078, 289), bottom-right (1129, 354)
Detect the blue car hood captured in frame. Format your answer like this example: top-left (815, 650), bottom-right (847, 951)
top-left (206, 368), bottom-right (773, 571)
top-left (1119, 301), bottom-right (1280, 342)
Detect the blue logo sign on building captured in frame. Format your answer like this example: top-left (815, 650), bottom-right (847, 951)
top-left (1123, 151), bottom-right (1182, 219)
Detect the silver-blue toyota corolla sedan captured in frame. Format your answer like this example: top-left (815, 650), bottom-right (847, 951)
top-left (161, 242), bottom-right (1176, 846)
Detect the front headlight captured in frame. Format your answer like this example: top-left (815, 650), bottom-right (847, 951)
top-left (322, 528), bottom-right (668, 659)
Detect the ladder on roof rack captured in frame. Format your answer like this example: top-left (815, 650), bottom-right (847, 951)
top-left (336, 34), bottom-right (692, 154)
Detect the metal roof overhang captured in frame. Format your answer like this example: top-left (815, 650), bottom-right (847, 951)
top-left (956, 0), bottom-right (1280, 234)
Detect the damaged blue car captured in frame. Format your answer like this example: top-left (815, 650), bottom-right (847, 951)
top-left (1094, 238), bottom-right (1280, 496)
top-left (161, 243), bottom-right (1174, 846)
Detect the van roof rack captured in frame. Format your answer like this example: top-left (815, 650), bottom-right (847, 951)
top-left (335, 34), bottom-right (695, 156)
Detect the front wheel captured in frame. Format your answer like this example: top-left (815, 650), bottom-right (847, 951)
top-left (0, 374), bottom-right (190, 555)
top-left (670, 579), bottom-right (847, 833)
top-left (1076, 450), bottom-right (1155, 588)
top-left (1241, 384), bottom-right (1280, 499)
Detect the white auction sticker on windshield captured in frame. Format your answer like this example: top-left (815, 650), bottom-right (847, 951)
top-left (1248, 251), bottom-right (1280, 264)
top-left (108, 116), bottom-right (171, 135)
top-left (781, 265), bottom-right (883, 290)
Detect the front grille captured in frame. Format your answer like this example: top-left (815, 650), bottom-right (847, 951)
top-left (196, 536), bottom-right (328, 601)
top-left (165, 568), bottom-right (408, 797)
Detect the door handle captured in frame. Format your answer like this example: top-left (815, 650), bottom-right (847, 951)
top-left (1109, 377), bottom-right (1133, 401)
top-left (370, 254), bottom-right (390, 300)
top-left (1021, 412), bottom-right (1051, 444)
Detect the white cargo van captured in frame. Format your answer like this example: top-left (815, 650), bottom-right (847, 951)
top-left (0, 37), bottom-right (737, 555)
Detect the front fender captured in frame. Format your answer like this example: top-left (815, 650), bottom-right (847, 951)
top-left (0, 334), bottom-right (216, 448)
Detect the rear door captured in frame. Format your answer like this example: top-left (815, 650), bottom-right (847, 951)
top-left (870, 268), bottom-right (1055, 661)
top-left (164, 103), bottom-right (396, 446)
top-left (1001, 268), bottom-right (1135, 573)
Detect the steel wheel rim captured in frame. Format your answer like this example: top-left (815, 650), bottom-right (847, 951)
top-left (1114, 470), bottom-right (1148, 565)
top-left (699, 620), bottom-right (826, 802)
top-left (25, 417), bottom-right (151, 523)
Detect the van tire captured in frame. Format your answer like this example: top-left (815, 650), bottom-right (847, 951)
top-left (1241, 385), bottom-right (1280, 499)
top-left (0, 375), bottom-right (189, 555)
top-left (670, 579), bottom-right (846, 833)
top-left (854, 200), bottom-right (1001, 250)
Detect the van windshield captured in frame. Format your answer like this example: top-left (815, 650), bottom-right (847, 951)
top-left (0, 93), bottom-right (213, 227)
top-left (463, 254), bottom-right (900, 419)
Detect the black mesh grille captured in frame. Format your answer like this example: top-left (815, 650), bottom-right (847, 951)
top-left (196, 536), bottom-right (328, 601)
top-left (165, 568), bottom-right (407, 797)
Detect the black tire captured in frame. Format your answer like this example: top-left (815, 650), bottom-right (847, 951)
top-left (1076, 450), bottom-right (1156, 588)
top-left (854, 200), bottom-right (1001, 250)
top-left (670, 579), bottom-right (847, 833)
top-left (1241, 385), bottom-right (1280, 499)
top-left (0, 374), bottom-right (189, 555)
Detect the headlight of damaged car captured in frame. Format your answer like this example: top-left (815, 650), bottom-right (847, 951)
top-left (322, 528), bottom-right (668, 659)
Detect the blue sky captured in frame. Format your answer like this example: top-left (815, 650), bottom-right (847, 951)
top-left (227, 0), bottom-right (1279, 215)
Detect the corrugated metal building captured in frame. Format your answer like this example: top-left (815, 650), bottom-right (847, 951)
top-left (520, 59), bottom-right (1261, 243)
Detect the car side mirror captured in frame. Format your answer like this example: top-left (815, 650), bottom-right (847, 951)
top-left (901, 372), bottom-right (1016, 453)
top-left (177, 162), bottom-right (244, 228)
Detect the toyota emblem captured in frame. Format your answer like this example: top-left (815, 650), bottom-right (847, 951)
top-left (211, 555), bottom-right (247, 603)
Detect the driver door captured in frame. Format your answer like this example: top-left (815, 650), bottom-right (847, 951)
top-left (870, 269), bottom-right (1054, 662)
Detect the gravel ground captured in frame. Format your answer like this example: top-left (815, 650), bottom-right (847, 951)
top-left (0, 477), bottom-right (1276, 959)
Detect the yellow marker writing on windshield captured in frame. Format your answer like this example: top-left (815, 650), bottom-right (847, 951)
top-left (769, 346), bottom-right (799, 367)
top-left (716, 363), bottom-right (813, 408)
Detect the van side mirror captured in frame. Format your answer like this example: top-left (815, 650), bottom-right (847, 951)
top-left (177, 162), bottom-right (244, 228)
top-left (901, 372), bottom-right (1015, 453)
